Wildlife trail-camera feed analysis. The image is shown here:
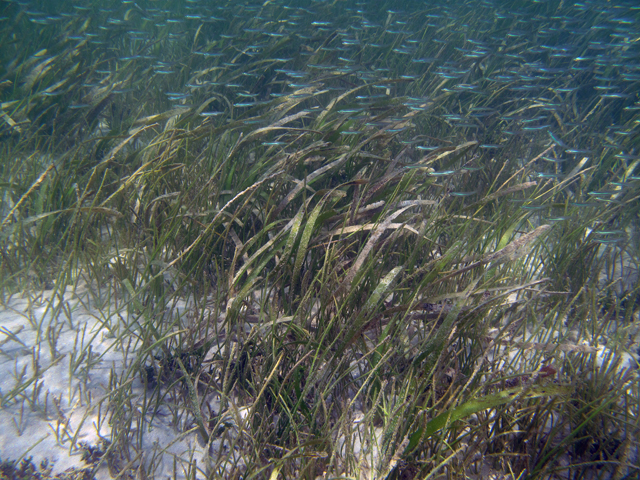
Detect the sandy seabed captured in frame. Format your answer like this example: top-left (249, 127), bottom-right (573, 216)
top-left (0, 283), bottom-right (212, 479)
top-left (1, 276), bottom-right (638, 479)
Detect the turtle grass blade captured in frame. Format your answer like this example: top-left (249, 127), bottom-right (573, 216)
top-left (175, 357), bottom-right (210, 446)
top-left (1, 164), bottom-right (54, 229)
top-left (412, 279), bottom-right (479, 374)
top-left (343, 204), bottom-right (415, 290)
top-left (337, 265), bottom-right (404, 358)
top-left (403, 384), bottom-right (572, 456)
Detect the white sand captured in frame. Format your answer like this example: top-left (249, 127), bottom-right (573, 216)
top-left (0, 285), bottom-right (212, 478)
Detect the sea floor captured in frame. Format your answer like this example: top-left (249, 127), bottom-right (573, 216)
top-left (0, 283), bottom-right (214, 479)
top-left (1, 277), bottom-right (637, 479)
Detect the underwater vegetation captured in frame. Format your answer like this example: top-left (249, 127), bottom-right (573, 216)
top-left (0, 0), bottom-right (639, 478)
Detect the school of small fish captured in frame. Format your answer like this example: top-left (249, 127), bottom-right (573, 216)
top-left (1, 0), bottom-right (638, 243)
